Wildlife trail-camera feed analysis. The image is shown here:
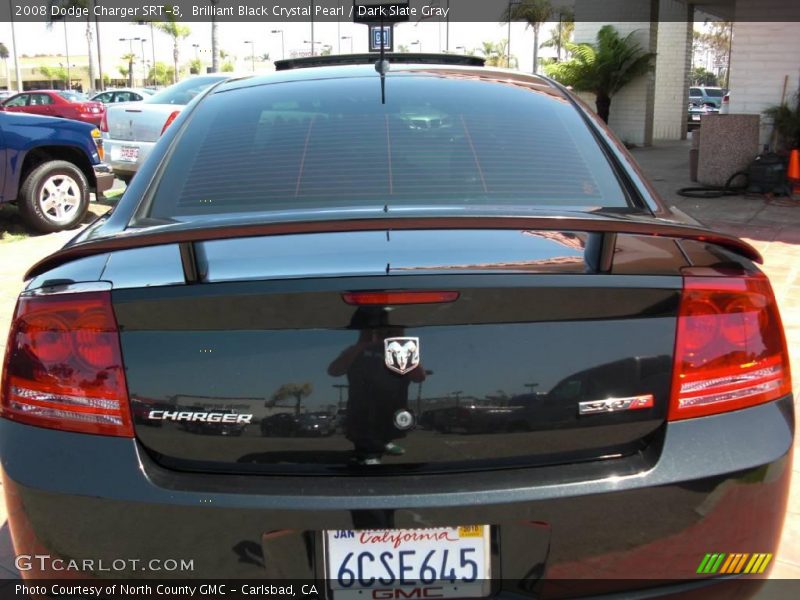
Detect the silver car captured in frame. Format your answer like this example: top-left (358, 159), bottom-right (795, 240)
top-left (103, 76), bottom-right (229, 183)
top-left (91, 88), bottom-right (154, 104)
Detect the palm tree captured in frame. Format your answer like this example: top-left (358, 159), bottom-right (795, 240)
top-left (545, 25), bottom-right (656, 124)
top-left (210, 0), bottom-right (219, 72)
top-left (148, 61), bottom-right (175, 86)
top-left (154, 6), bottom-right (190, 83)
top-left (121, 52), bottom-right (136, 87)
top-left (541, 7), bottom-right (575, 62)
top-left (478, 40), bottom-right (517, 69)
top-left (270, 383), bottom-right (313, 416)
top-left (764, 93), bottom-right (800, 151)
top-left (504, 0), bottom-right (552, 74)
top-left (0, 43), bottom-right (9, 90)
top-left (47, 1), bottom-right (97, 89)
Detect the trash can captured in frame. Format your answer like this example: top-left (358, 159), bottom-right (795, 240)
top-left (697, 115), bottom-right (760, 187)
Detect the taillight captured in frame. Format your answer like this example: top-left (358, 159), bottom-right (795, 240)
top-left (669, 270), bottom-right (791, 421)
top-left (1, 291), bottom-right (133, 437)
top-left (161, 110), bottom-right (180, 135)
top-left (342, 291), bottom-right (460, 305)
top-left (99, 111), bottom-right (108, 132)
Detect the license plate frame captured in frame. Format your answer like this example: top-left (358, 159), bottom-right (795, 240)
top-left (119, 145), bottom-right (140, 162)
top-left (324, 526), bottom-right (492, 600)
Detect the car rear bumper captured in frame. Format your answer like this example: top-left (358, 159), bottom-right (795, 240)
top-left (93, 163), bottom-right (115, 195)
top-left (105, 138), bottom-right (157, 176)
top-left (0, 396), bottom-right (793, 597)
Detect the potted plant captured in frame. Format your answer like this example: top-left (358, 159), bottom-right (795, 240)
top-left (764, 92), bottom-right (800, 152)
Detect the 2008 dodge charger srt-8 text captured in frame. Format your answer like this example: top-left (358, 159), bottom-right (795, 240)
top-left (0, 55), bottom-right (792, 599)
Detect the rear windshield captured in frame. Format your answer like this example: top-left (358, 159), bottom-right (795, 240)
top-left (57, 91), bottom-right (86, 102)
top-left (147, 74), bottom-right (628, 219)
top-left (144, 76), bottom-right (228, 105)
top-left (704, 88), bottom-right (724, 97)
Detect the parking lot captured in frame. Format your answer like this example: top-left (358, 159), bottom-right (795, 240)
top-left (0, 142), bottom-right (797, 580)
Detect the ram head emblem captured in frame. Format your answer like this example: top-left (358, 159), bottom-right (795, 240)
top-left (384, 337), bottom-right (421, 375)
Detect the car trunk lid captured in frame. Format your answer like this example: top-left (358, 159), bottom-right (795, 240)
top-left (107, 227), bottom-right (688, 475)
top-left (106, 103), bottom-right (180, 142)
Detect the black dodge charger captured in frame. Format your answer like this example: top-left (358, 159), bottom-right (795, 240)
top-left (0, 55), bottom-right (793, 598)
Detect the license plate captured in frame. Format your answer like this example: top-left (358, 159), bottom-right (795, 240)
top-left (325, 526), bottom-right (491, 600)
top-left (119, 145), bottom-right (139, 162)
top-left (692, 115), bottom-right (701, 121)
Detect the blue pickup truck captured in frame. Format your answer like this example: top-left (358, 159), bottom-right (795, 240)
top-left (0, 111), bottom-right (114, 232)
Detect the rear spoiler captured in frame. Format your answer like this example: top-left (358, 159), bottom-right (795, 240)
top-left (274, 53), bottom-right (485, 71)
top-left (24, 216), bottom-right (761, 281)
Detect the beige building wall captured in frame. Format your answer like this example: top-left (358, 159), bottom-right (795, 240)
top-left (653, 0), bottom-right (693, 140)
top-left (727, 6), bottom-right (800, 145)
top-left (574, 1), bottom-right (659, 146)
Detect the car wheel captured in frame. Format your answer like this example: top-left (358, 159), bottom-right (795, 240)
top-left (18, 160), bottom-right (89, 233)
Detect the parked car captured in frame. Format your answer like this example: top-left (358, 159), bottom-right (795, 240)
top-left (296, 412), bottom-right (336, 437)
top-left (0, 111), bottom-right (113, 231)
top-left (689, 86), bottom-right (726, 109)
top-left (0, 90), bottom-right (18, 102)
top-left (0, 55), bottom-right (792, 592)
top-left (90, 88), bottom-right (154, 104)
top-left (102, 75), bottom-right (230, 184)
top-left (1, 90), bottom-right (105, 127)
top-left (260, 412), bottom-right (298, 437)
top-left (688, 101), bottom-right (719, 130)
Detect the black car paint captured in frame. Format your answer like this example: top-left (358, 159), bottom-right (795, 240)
top-left (2, 65), bottom-right (792, 594)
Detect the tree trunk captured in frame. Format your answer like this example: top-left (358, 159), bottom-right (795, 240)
top-left (595, 92), bottom-right (612, 124)
top-left (85, 19), bottom-right (95, 90)
top-left (93, 2), bottom-right (104, 91)
top-left (173, 44), bottom-right (179, 84)
top-left (128, 58), bottom-right (134, 87)
top-left (532, 24), bottom-right (540, 74)
top-left (211, 10), bottom-right (219, 73)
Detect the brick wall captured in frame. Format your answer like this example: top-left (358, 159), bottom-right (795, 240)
top-left (653, 0), bottom-right (692, 141)
top-left (574, 6), bottom-right (657, 145)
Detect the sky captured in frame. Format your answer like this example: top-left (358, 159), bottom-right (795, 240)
top-left (1, 19), bottom-right (557, 75)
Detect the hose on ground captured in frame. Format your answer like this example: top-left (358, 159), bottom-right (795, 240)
top-left (677, 171), bottom-right (749, 199)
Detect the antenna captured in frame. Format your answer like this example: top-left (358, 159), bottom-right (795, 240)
top-left (375, 9), bottom-right (389, 104)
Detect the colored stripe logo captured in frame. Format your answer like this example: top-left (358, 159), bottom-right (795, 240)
top-left (697, 553), bottom-right (772, 574)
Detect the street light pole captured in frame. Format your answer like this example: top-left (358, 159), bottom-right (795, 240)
top-left (271, 30), bottom-right (285, 61)
top-left (139, 38), bottom-right (147, 85)
top-left (244, 41), bottom-right (255, 72)
top-left (310, 1), bottom-right (315, 56)
top-left (150, 23), bottom-right (156, 81)
top-left (507, 1), bottom-right (520, 69)
top-left (63, 21), bottom-right (71, 91)
top-left (9, 0), bottom-right (21, 91)
top-left (341, 36), bottom-right (353, 54)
